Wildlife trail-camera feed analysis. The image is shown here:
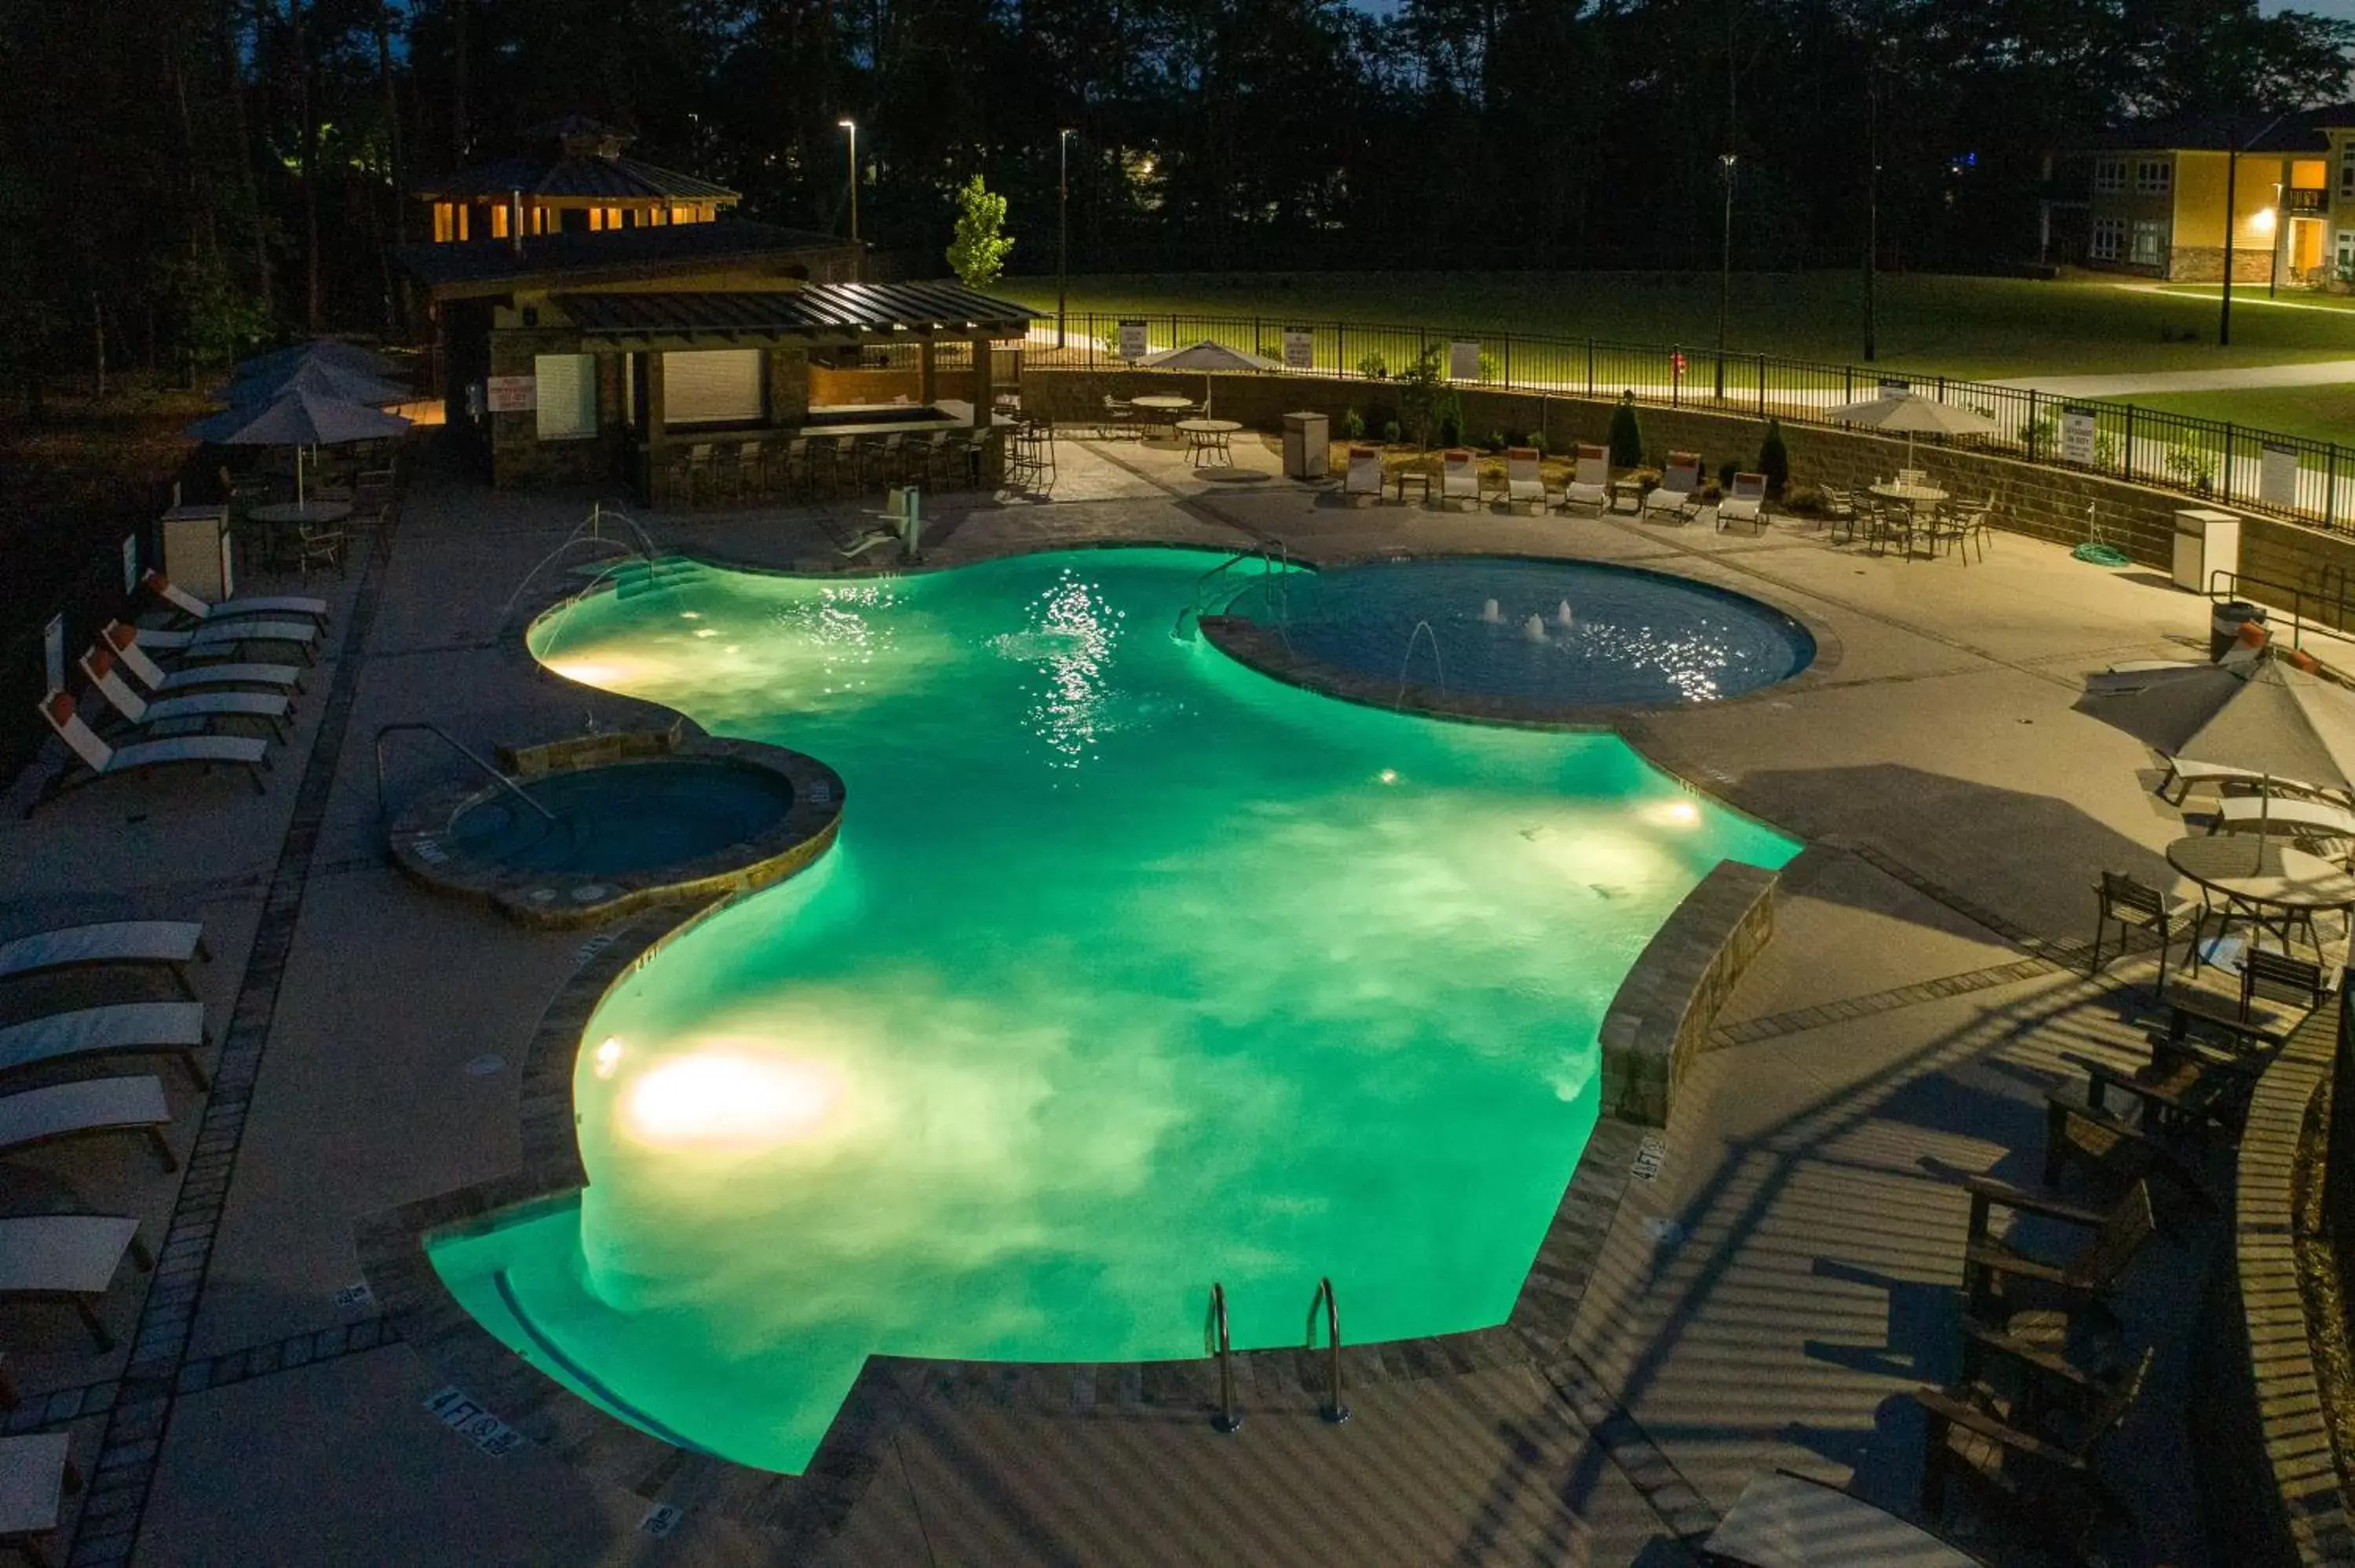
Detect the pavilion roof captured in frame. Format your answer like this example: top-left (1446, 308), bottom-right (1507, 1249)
top-left (554, 283), bottom-right (1042, 345)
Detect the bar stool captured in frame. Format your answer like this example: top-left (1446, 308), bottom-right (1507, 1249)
top-left (779, 437), bottom-right (811, 499)
top-left (736, 439), bottom-right (767, 501)
top-left (686, 443), bottom-right (718, 507)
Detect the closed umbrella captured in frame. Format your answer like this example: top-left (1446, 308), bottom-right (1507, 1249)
top-left (214, 359), bottom-right (408, 408)
top-left (1825, 389), bottom-right (1999, 476)
top-left (1134, 340), bottom-right (1281, 415)
top-left (187, 389), bottom-right (411, 504)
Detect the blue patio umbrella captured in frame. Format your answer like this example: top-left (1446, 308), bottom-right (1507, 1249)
top-left (187, 389), bottom-right (411, 503)
top-left (232, 339), bottom-right (393, 382)
top-left (214, 358), bottom-right (408, 408)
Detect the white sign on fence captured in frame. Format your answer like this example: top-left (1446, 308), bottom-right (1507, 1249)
top-left (43, 615), bottom-right (64, 697)
top-left (2261, 445), bottom-right (2299, 508)
top-left (2061, 407), bottom-right (2099, 466)
top-left (1117, 320), bottom-right (1149, 361)
top-left (484, 374), bottom-right (536, 414)
top-left (1448, 340), bottom-right (1482, 381)
top-left (1282, 326), bottom-right (1314, 370)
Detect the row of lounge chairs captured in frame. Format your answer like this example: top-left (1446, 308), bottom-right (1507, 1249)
top-left (1342, 445), bottom-right (1768, 528)
top-left (0, 920), bottom-right (214, 1564)
top-left (27, 575), bottom-right (330, 816)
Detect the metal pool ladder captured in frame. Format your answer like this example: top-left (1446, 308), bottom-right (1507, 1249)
top-left (1170, 539), bottom-right (1291, 644)
top-left (1314, 1277), bottom-right (1350, 1424)
top-left (373, 721), bottom-right (553, 827)
top-left (1209, 1282), bottom-right (1242, 1433)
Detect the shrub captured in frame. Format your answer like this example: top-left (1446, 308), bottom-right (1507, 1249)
top-left (1356, 349), bottom-right (1390, 381)
top-left (1718, 459), bottom-right (1739, 490)
top-left (1340, 407), bottom-right (1366, 441)
top-left (1627, 465), bottom-right (1662, 489)
top-left (1437, 406), bottom-right (1463, 447)
top-left (1781, 481), bottom-right (1828, 516)
top-left (1396, 346), bottom-right (1448, 445)
top-left (2163, 438), bottom-right (2218, 490)
top-left (1382, 420), bottom-right (1402, 445)
top-left (1488, 430), bottom-right (1507, 452)
top-left (1530, 432), bottom-right (1548, 457)
top-left (1756, 418), bottom-right (1790, 494)
top-left (1606, 393), bottom-right (1645, 469)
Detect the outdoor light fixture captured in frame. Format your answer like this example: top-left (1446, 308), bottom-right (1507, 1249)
top-left (1058, 129), bottom-right (1076, 349)
top-left (838, 119), bottom-right (859, 253)
top-left (1716, 152), bottom-right (1737, 398)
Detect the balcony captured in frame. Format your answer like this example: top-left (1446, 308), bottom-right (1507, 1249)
top-left (2285, 187), bottom-right (2328, 214)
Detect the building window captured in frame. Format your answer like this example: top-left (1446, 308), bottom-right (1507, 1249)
top-left (535, 354), bottom-right (599, 441)
top-left (2130, 220), bottom-right (2167, 266)
top-left (2339, 228), bottom-right (2355, 276)
top-left (2134, 159), bottom-right (2171, 195)
top-left (2090, 217), bottom-right (2125, 261)
top-left (2342, 146), bottom-right (2355, 199)
top-left (2093, 158), bottom-right (2127, 195)
top-left (489, 202), bottom-right (509, 239)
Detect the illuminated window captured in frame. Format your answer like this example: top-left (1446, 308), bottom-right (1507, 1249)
top-left (648, 205), bottom-right (668, 226)
top-left (2342, 145), bottom-right (2355, 198)
top-left (2134, 159), bottom-right (2170, 195)
top-left (2090, 217), bottom-right (2124, 261)
top-left (2092, 158), bottom-right (2126, 195)
top-left (489, 202), bottom-right (509, 239)
top-left (433, 202), bottom-right (454, 242)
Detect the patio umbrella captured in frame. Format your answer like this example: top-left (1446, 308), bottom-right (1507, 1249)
top-left (1825, 390), bottom-right (1999, 475)
top-left (1134, 340), bottom-right (1282, 414)
top-left (186, 389), bottom-right (411, 504)
top-left (214, 359), bottom-right (408, 408)
top-left (232, 339), bottom-right (394, 382)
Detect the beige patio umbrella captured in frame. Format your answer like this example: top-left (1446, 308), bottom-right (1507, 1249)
top-left (1134, 340), bottom-right (1282, 415)
top-left (2163, 651), bottom-right (2355, 862)
top-left (1826, 390), bottom-right (1999, 475)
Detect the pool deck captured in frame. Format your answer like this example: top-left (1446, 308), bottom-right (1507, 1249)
top-left (0, 425), bottom-right (2270, 1564)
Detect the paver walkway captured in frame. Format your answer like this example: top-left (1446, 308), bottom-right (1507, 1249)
top-left (1989, 357), bottom-right (2355, 396)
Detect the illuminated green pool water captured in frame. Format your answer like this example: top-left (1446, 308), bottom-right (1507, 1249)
top-left (430, 549), bottom-right (1796, 1473)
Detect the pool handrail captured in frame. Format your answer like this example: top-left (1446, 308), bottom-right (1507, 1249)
top-left (373, 721), bottom-right (554, 826)
top-left (1172, 538), bottom-right (1292, 643)
top-left (1209, 1282), bottom-right (1241, 1433)
top-left (1315, 1277), bottom-right (1351, 1424)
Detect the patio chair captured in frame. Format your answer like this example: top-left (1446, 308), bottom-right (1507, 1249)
top-left (100, 623), bottom-right (303, 700)
top-left (735, 439), bottom-right (768, 499)
top-left (1342, 447), bottom-right (1384, 505)
top-left (1502, 448), bottom-right (1548, 514)
top-left (0, 1429), bottom-right (80, 1568)
top-left (1914, 1344), bottom-right (2150, 1555)
top-left (0, 1001), bottom-right (213, 1089)
top-left (1960, 1176), bottom-right (2154, 1319)
top-left (77, 648), bottom-right (291, 742)
top-left (1824, 486), bottom-right (1864, 545)
top-left (0, 1078), bottom-right (177, 1172)
top-left (2079, 1051), bottom-right (2258, 1148)
top-left (1098, 396), bottom-right (1138, 440)
top-left (2042, 1085), bottom-right (2216, 1217)
top-left (140, 570), bottom-right (327, 629)
top-left (1440, 449), bottom-right (1480, 510)
top-left (1560, 444), bottom-right (1610, 512)
top-left (1641, 452), bottom-right (1703, 523)
top-left (0, 920), bottom-right (206, 996)
top-left (1716, 471), bottom-right (1769, 532)
top-left (2170, 946), bottom-right (2333, 1035)
top-left (685, 443), bottom-right (718, 506)
top-left (0, 1215), bottom-right (153, 1351)
top-left (30, 693), bottom-right (271, 814)
top-left (2087, 870), bottom-right (2193, 977)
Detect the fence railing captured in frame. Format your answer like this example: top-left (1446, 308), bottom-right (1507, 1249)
top-left (1028, 311), bottom-right (2355, 534)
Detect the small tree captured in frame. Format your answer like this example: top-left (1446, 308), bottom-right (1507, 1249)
top-left (1606, 392), bottom-right (1645, 469)
top-left (947, 175), bottom-right (1014, 290)
top-left (1756, 418), bottom-right (1790, 494)
top-left (1396, 345), bottom-right (1448, 447)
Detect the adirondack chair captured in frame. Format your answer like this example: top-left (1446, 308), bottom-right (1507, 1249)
top-left (2042, 1085), bottom-right (2217, 1220)
top-left (1961, 1176), bottom-right (2154, 1318)
top-left (1915, 1343), bottom-right (2152, 1554)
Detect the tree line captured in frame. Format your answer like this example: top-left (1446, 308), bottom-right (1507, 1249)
top-left (0, 0), bottom-right (2347, 388)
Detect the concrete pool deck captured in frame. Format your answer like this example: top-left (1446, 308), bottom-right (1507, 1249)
top-left (0, 425), bottom-right (2275, 1564)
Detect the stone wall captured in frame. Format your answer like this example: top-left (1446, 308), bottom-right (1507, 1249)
top-left (2168, 246), bottom-right (2280, 284)
top-left (1595, 860), bottom-right (1780, 1129)
top-left (484, 326), bottom-right (626, 490)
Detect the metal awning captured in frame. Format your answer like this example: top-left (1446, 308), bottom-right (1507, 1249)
top-left (553, 283), bottom-right (1040, 347)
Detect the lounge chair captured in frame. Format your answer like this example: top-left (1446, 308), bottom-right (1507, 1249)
top-left (1559, 444), bottom-right (1610, 512)
top-left (1342, 447), bottom-right (1384, 505)
top-left (29, 693), bottom-right (270, 814)
top-left (0, 921), bottom-right (206, 997)
top-left (1641, 452), bottom-right (1703, 523)
top-left (1717, 471), bottom-right (1768, 532)
top-left (1961, 1177), bottom-right (2153, 1318)
top-left (78, 649), bottom-right (290, 742)
top-left (0, 1430), bottom-right (79, 1568)
top-left (0, 1002), bottom-right (212, 1089)
top-left (130, 614), bottom-right (319, 663)
top-left (2162, 756), bottom-right (2343, 807)
top-left (1439, 449), bottom-right (1479, 510)
top-left (141, 568), bottom-right (327, 628)
top-left (0, 1215), bottom-right (153, 1351)
top-left (2206, 793), bottom-right (2355, 841)
top-left (1502, 448), bottom-right (1548, 514)
top-left (101, 622), bottom-right (304, 698)
top-left (0, 1078), bottom-right (177, 1171)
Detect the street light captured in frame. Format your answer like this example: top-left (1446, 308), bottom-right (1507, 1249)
top-left (1716, 151), bottom-right (1736, 399)
top-left (2262, 188), bottom-right (2282, 297)
top-left (838, 119), bottom-right (858, 251)
top-left (1057, 129), bottom-right (1075, 350)
top-left (2220, 110), bottom-right (2288, 347)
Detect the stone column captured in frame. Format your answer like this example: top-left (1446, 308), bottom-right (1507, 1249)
top-left (972, 337), bottom-right (994, 417)
top-left (644, 351), bottom-right (668, 507)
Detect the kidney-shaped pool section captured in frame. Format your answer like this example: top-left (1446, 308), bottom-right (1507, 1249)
top-left (429, 548), bottom-right (1798, 1474)
top-left (1225, 557), bottom-right (1815, 707)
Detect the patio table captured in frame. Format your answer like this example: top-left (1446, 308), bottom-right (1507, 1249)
top-left (1392, 470), bottom-right (1433, 505)
top-left (1702, 1471), bottom-right (1982, 1567)
top-left (1130, 394), bottom-right (1196, 438)
top-left (246, 501), bottom-right (353, 527)
top-left (2167, 833), bottom-right (2355, 966)
top-left (1608, 478), bottom-right (1647, 515)
top-left (1175, 418), bottom-right (1242, 468)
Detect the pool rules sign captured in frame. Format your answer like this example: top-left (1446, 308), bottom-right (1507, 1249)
top-left (1117, 320), bottom-right (1149, 361)
top-left (1281, 326), bottom-right (1314, 370)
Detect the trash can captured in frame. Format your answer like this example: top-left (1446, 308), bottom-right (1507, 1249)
top-left (1283, 411), bottom-right (1330, 481)
top-left (2211, 600), bottom-right (2267, 662)
top-left (2172, 507), bottom-right (2241, 593)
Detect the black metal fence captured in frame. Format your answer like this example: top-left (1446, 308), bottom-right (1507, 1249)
top-left (1035, 311), bottom-right (2354, 532)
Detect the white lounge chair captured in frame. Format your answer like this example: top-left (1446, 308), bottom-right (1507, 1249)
top-left (1642, 452), bottom-right (1704, 523)
top-left (2158, 752), bottom-right (2330, 804)
top-left (0, 1001), bottom-right (211, 1089)
top-left (0, 1216), bottom-right (152, 1350)
top-left (130, 612), bottom-right (319, 662)
top-left (1560, 444), bottom-right (1610, 512)
top-left (102, 622), bottom-right (305, 698)
top-left (0, 1431), bottom-right (78, 1568)
top-left (1343, 446), bottom-right (1384, 505)
top-left (0, 1078), bottom-right (176, 1171)
top-left (0, 921), bottom-right (206, 997)
top-left (30, 693), bottom-right (270, 814)
top-left (142, 568), bottom-right (328, 628)
top-left (1440, 449), bottom-right (1480, 510)
top-left (1503, 448), bottom-right (1548, 514)
top-left (2209, 794), bottom-right (2355, 841)
top-left (78, 649), bottom-right (290, 742)
top-left (1717, 471), bottom-right (1769, 532)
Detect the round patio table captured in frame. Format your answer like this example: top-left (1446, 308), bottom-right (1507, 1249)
top-left (1868, 481), bottom-right (1947, 507)
top-left (247, 501), bottom-right (353, 527)
top-left (2166, 833), bottom-right (2355, 965)
top-left (1130, 394), bottom-right (1196, 438)
top-left (1175, 418), bottom-right (1242, 468)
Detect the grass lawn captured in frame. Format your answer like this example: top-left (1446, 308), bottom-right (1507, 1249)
top-left (2113, 385), bottom-right (2355, 447)
top-left (1000, 271), bottom-right (2355, 382)
top-left (2152, 284), bottom-right (2355, 315)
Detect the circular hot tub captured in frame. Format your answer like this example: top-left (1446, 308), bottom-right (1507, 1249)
top-left (390, 733), bottom-right (842, 927)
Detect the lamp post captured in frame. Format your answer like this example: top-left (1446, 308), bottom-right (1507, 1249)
top-left (1864, 74), bottom-right (1880, 363)
top-left (1716, 151), bottom-right (1736, 399)
top-left (2266, 184), bottom-right (2282, 298)
top-left (2221, 111), bottom-right (2288, 347)
top-left (838, 118), bottom-right (858, 252)
top-left (1057, 129), bottom-right (1075, 350)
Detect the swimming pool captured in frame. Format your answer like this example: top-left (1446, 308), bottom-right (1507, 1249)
top-left (430, 548), bottom-right (1796, 1474)
top-left (1226, 558), bottom-right (1814, 706)
top-left (442, 757), bottom-right (796, 877)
